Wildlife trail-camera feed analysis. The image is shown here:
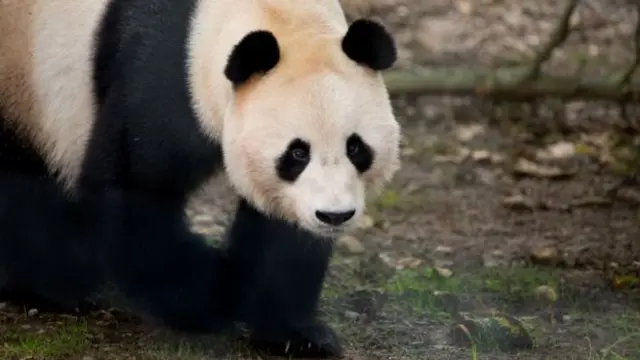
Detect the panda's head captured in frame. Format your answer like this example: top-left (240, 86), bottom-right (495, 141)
top-left (222, 19), bottom-right (399, 237)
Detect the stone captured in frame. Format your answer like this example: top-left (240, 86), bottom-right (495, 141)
top-left (338, 235), bottom-right (365, 254)
top-left (434, 245), bottom-right (454, 256)
top-left (435, 267), bottom-right (453, 278)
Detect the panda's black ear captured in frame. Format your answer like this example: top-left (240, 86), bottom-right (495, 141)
top-left (224, 30), bottom-right (280, 86)
top-left (342, 19), bottom-right (396, 71)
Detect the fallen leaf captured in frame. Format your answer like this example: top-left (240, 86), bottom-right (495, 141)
top-left (395, 256), bottom-right (423, 269)
top-left (612, 275), bottom-right (640, 289)
top-left (434, 245), bottom-right (454, 256)
top-left (512, 158), bottom-right (575, 179)
top-left (534, 285), bottom-right (558, 302)
top-left (530, 246), bottom-right (560, 265)
top-left (502, 194), bottom-right (536, 212)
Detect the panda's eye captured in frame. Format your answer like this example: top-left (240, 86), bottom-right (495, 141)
top-left (347, 141), bottom-right (360, 156)
top-left (291, 147), bottom-right (310, 162)
top-left (277, 138), bottom-right (311, 182)
top-left (346, 133), bottom-right (374, 173)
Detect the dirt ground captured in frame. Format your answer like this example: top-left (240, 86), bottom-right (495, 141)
top-left (2, 0), bottom-right (639, 359)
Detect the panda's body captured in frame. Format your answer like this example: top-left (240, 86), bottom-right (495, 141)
top-left (0, 0), bottom-right (399, 357)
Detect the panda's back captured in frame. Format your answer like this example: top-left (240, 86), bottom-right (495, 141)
top-left (0, 0), bottom-right (112, 187)
top-left (0, 0), bottom-right (222, 193)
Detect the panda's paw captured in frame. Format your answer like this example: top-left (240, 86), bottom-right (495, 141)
top-left (248, 321), bottom-right (343, 358)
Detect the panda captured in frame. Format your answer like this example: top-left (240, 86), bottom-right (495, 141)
top-left (0, 0), bottom-right (400, 358)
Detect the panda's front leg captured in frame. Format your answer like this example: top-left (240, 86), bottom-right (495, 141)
top-left (225, 199), bottom-right (343, 358)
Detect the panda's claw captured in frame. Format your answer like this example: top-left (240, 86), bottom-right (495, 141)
top-left (248, 321), bottom-right (343, 358)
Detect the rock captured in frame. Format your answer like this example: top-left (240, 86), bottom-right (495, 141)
top-left (562, 250), bottom-right (578, 268)
top-left (530, 246), bottom-right (560, 265)
top-left (471, 149), bottom-right (492, 162)
top-left (475, 167), bottom-right (497, 185)
top-left (455, 0), bottom-right (473, 15)
top-left (357, 215), bottom-right (375, 230)
top-left (192, 223), bottom-right (225, 237)
top-left (482, 250), bottom-right (508, 268)
top-left (344, 310), bottom-right (360, 320)
top-left (338, 235), bottom-right (365, 254)
top-left (434, 245), bottom-right (454, 256)
top-left (0, 302), bottom-right (6, 311)
top-left (209, 224), bottom-right (225, 235)
top-left (454, 124), bottom-right (485, 142)
top-left (435, 267), bottom-right (453, 278)
top-left (401, 147), bottom-right (417, 156)
top-left (27, 308), bottom-right (39, 317)
top-left (434, 259), bottom-right (454, 269)
top-left (536, 141), bottom-right (576, 161)
top-left (490, 153), bottom-right (506, 164)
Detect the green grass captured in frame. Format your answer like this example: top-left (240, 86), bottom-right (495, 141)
top-left (1, 319), bottom-right (90, 359)
top-left (322, 260), bottom-right (640, 359)
top-left (0, 264), bottom-right (638, 360)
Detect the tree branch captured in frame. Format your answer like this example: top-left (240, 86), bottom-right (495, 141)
top-left (383, 65), bottom-right (640, 102)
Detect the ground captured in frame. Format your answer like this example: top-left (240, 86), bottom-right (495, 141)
top-left (2, 0), bottom-right (639, 359)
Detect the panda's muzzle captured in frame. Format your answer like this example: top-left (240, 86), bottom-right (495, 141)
top-left (315, 209), bottom-right (355, 226)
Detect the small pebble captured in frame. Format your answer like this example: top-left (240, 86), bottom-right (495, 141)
top-left (344, 310), bottom-right (360, 320)
top-left (337, 235), bottom-right (365, 254)
top-left (434, 245), bottom-right (454, 256)
top-left (435, 267), bottom-right (453, 278)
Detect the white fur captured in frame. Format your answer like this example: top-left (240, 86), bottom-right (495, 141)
top-left (190, 0), bottom-right (400, 236)
top-left (0, 0), bottom-right (400, 236)
top-left (0, 0), bottom-right (111, 191)
top-left (222, 69), bottom-right (399, 237)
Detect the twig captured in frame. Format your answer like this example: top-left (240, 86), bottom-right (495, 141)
top-left (519, 0), bottom-right (581, 83)
top-left (617, 2), bottom-right (640, 89)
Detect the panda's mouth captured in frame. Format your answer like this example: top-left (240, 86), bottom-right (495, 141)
top-left (311, 224), bottom-right (350, 239)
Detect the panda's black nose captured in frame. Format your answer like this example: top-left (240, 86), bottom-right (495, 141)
top-left (315, 210), bottom-right (356, 226)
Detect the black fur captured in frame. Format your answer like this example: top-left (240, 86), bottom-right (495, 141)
top-left (224, 31), bottom-right (280, 86)
top-left (342, 19), bottom-right (397, 71)
top-left (0, 0), bottom-right (341, 358)
top-left (346, 133), bottom-right (374, 173)
top-left (276, 138), bottom-right (311, 182)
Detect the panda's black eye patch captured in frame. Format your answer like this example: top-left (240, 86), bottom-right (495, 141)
top-left (346, 133), bottom-right (374, 173)
top-left (276, 138), bottom-right (311, 182)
